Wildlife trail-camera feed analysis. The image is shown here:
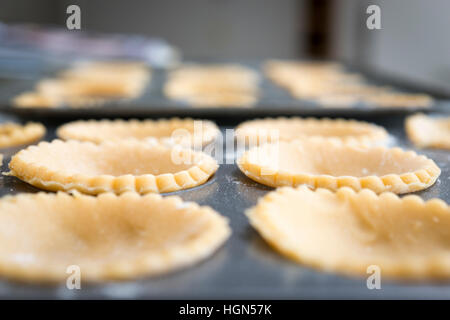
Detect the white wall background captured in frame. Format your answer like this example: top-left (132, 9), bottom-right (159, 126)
top-left (333, 0), bottom-right (450, 86)
top-left (2, 0), bottom-right (450, 87)
top-left (57, 0), bottom-right (302, 59)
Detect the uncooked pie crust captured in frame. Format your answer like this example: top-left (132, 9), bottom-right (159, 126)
top-left (237, 139), bottom-right (440, 194)
top-left (406, 113), bottom-right (450, 149)
top-left (264, 60), bottom-right (433, 108)
top-left (57, 118), bottom-right (219, 147)
top-left (12, 61), bottom-right (150, 109)
top-left (246, 186), bottom-right (450, 279)
top-left (0, 122), bottom-right (46, 148)
top-left (365, 93), bottom-right (433, 108)
top-left (8, 139), bottom-right (218, 194)
top-left (12, 92), bottom-right (62, 109)
top-left (0, 191), bottom-right (230, 282)
top-left (164, 64), bottom-right (259, 107)
top-left (235, 117), bottom-right (388, 146)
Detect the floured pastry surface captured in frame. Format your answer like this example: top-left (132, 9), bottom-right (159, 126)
top-left (365, 93), bottom-right (432, 108)
top-left (13, 92), bottom-right (108, 109)
top-left (13, 92), bottom-right (62, 108)
top-left (165, 64), bottom-right (259, 107)
top-left (0, 122), bottom-right (46, 148)
top-left (57, 118), bottom-right (219, 147)
top-left (235, 117), bottom-right (388, 146)
top-left (237, 139), bottom-right (440, 194)
top-left (264, 60), bottom-right (433, 108)
top-left (12, 61), bottom-right (150, 109)
top-left (406, 113), bottom-right (450, 149)
top-left (0, 191), bottom-right (230, 282)
top-left (246, 186), bottom-right (450, 279)
top-left (9, 140), bottom-right (218, 194)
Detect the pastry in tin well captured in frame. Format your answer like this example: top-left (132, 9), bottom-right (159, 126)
top-left (0, 191), bottom-right (230, 282)
top-left (165, 64), bottom-right (259, 107)
top-left (235, 117), bottom-right (388, 146)
top-left (364, 93), bottom-right (433, 108)
top-left (9, 139), bottom-right (218, 194)
top-left (12, 60), bottom-right (150, 109)
top-left (0, 122), bottom-right (46, 148)
top-left (12, 92), bottom-right (61, 108)
top-left (246, 186), bottom-right (450, 279)
top-left (406, 113), bottom-right (450, 149)
top-left (237, 139), bottom-right (440, 194)
top-left (57, 118), bottom-right (219, 147)
top-left (264, 60), bottom-right (433, 108)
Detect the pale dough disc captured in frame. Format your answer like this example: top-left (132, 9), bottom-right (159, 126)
top-left (0, 122), bottom-right (46, 148)
top-left (12, 92), bottom-right (61, 108)
top-left (37, 77), bottom-right (146, 99)
top-left (60, 61), bottom-right (150, 93)
top-left (186, 92), bottom-right (258, 108)
top-left (165, 75), bottom-right (257, 96)
top-left (61, 61), bottom-right (149, 79)
top-left (314, 95), bottom-right (359, 108)
top-left (264, 60), bottom-right (433, 108)
top-left (168, 64), bottom-right (259, 85)
top-left (235, 117), bottom-right (388, 146)
top-left (9, 139), bottom-right (218, 194)
top-left (0, 191), bottom-right (230, 282)
top-left (237, 139), bottom-right (440, 194)
top-left (364, 93), bottom-right (433, 108)
top-left (57, 118), bottom-right (219, 147)
top-left (264, 60), bottom-right (376, 100)
top-left (406, 113), bottom-right (450, 149)
top-left (12, 92), bottom-right (106, 109)
top-left (12, 61), bottom-right (150, 109)
top-left (246, 186), bottom-right (450, 279)
top-left (165, 64), bottom-right (259, 107)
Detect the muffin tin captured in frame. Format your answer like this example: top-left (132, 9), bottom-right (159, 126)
top-left (0, 114), bottom-right (448, 298)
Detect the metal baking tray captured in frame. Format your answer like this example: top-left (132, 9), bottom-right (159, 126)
top-left (0, 60), bottom-right (449, 120)
top-left (0, 113), bottom-right (448, 299)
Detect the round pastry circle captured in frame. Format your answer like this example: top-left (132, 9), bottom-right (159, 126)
top-left (165, 64), bottom-right (259, 108)
top-left (237, 139), bottom-right (440, 194)
top-left (57, 118), bottom-right (219, 147)
top-left (185, 93), bottom-right (257, 108)
top-left (0, 122), bottom-right (46, 148)
top-left (365, 93), bottom-right (433, 108)
top-left (13, 92), bottom-right (61, 108)
top-left (0, 191), bottom-right (230, 282)
top-left (9, 139), bottom-right (218, 194)
top-left (246, 186), bottom-right (450, 279)
top-left (406, 113), bottom-right (450, 149)
top-left (235, 117), bottom-right (388, 146)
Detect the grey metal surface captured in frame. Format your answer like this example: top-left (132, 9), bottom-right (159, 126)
top-left (0, 61), bottom-right (447, 120)
top-left (0, 113), bottom-right (448, 299)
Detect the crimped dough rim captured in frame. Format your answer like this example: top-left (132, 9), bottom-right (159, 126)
top-left (237, 139), bottom-right (440, 194)
top-left (406, 113), bottom-right (450, 149)
top-left (57, 118), bottom-right (219, 147)
top-left (0, 191), bottom-right (230, 282)
top-left (235, 117), bottom-right (388, 146)
top-left (246, 186), bottom-right (450, 279)
top-left (0, 122), bottom-right (46, 148)
top-left (9, 139), bottom-right (218, 194)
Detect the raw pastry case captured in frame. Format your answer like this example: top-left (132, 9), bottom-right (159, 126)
top-left (0, 112), bottom-right (448, 299)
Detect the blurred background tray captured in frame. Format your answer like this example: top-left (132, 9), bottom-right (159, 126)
top-left (0, 60), bottom-right (449, 120)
